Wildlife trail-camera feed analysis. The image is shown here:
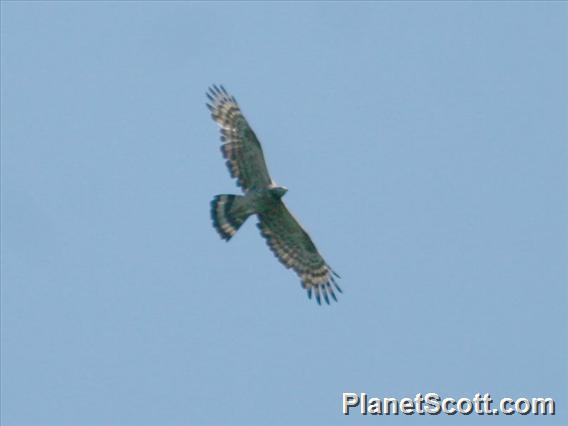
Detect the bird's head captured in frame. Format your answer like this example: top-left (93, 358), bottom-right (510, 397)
top-left (270, 186), bottom-right (288, 199)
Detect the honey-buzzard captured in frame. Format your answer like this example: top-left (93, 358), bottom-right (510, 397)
top-left (207, 85), bottom-right (341, 305)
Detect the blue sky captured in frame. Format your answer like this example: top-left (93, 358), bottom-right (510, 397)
top-left (1, 2), bottom-right (566, 425)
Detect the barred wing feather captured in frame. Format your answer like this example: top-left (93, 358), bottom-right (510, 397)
top-left (257, 201), bottom-right (341, 305)
top-left (206, 85), bottom-right (272, 191)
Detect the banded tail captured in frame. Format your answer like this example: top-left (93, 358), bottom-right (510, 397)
top-left (211, 194), bottom-right (253, 241)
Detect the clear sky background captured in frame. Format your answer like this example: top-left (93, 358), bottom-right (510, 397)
top-left (1, 2), bottom-right (566, 425)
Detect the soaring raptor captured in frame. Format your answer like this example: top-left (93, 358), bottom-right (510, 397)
top-left (207, 85), bottom-right (341, 305)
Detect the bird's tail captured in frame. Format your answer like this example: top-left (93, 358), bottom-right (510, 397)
top-left (211, 194), bottom-right (253, 241)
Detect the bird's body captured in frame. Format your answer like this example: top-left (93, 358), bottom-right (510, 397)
top-left (207, 85), bottom-right (341, 304)
top-left (211, 186), bottom-right (286, 239)
top-left (248, 186), bottom-right (289, 214)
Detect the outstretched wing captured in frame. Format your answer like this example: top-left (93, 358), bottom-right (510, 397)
top-left (206, 85), bottom-right (272, 191)
top-left (257, 201), bottom-right (341, 305)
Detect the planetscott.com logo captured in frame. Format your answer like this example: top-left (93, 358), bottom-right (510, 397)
top-left (342, 392), bottom-right (555, 416)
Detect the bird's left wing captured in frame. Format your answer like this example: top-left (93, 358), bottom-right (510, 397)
top-left (257, 201), bottom-right (341, 304)
top-left (206, 85), bottom-right (273, 191)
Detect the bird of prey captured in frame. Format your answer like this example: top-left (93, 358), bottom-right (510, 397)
top-left (207, 85), bottom-right (341, 305)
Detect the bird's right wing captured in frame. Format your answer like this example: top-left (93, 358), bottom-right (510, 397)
top-left (257, 201), bottom-right (341, 305)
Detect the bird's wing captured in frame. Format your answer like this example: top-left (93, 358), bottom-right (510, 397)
top-left (257, 201), bottom-right (341, 304)
top-left (207, 85), bottom-right (272, 191)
